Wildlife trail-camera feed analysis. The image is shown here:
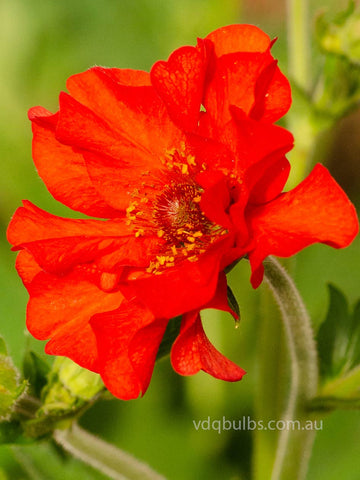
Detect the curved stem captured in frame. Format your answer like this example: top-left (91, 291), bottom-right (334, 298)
top-left (53, 423), bottom-right (166, 480)
top-left (263, 257), bottom-right (319, 480)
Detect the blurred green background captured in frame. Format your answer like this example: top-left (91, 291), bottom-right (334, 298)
top-left (1, 0), bottom-right (359, 479)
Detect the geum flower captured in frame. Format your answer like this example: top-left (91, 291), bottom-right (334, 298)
top-left (8, 25), bottom-right (358, 400)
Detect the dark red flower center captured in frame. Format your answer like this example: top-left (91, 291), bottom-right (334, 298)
top-left (125, 150), bottom-right (227, 273)
top-left (153, 183), bottom-right (211, 244)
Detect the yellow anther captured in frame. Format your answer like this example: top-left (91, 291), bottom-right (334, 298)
top-left (126, 205), bottom-right (136, 213)
top-left (157, 230), bottom-right (165, 238)
top-left (156, 256), bottom-right (166, 266)
top-left (187, 255), bottom-right (198, 262)
top-left (193, 195), bottom-right (201, 203)
top-left (135, 229), bottom-right (145, 238)
top-left (187, 236), bottom-right (195, 243)
top-left (181, 164), bottom-right (189, 175)
top-left (193, 231), bottom-right (203, 237)
top-left (187, 155), bottom-right (196, 166)
top-left (171, 245), bottom-right (177, 256)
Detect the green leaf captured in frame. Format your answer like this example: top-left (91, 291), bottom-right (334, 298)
top-left (0, 420), bottom-right (33, 445)
top-left (345, 300), bottom-right (360, 368)
top-left (317, 284), bottom-right (351, 377)
top-left (22, 351), bottom-right (51, 398)
top-left (315, 286), bottom-right (360, 408)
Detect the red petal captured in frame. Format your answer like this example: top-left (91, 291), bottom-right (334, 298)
top-left (129, 318), bottom-right (168, 395)
top-left (151, 45), bottom-right (207, 131)
top-left (56, 92), bottom-right (133, 159)
top-left (15, 250), bottom-right (42, 286)
top-left (248, 155), bottom-right (291, 204)
top-left (28, 107), bottom-right (120, 218)
top-left (249, 60), bottom-right (292, 123)
top-left (206, 24), bottom-right (271, 57)
top-left (132, 237), bottom-right (232, 319)
top-left (204, 48), bottom-right (291, 127)
top-left (8, 201), bottom-right (158, 273)
top-left (248, 164), bottom-right (359, 287)
top-left (199, 174), bottom-right (232, 229)
top-left (66, 67), bottom-right (183, 158)
top-left (171, 311), bottom-right (245, 380)
top-left (205, 272), bottom-right (238, 318)
top-left (93, 67), bottom-right (151, 86)
top-left (23, 265), bottom-right (123, 372)
top-left (90, 300), bottom-right (156, 400)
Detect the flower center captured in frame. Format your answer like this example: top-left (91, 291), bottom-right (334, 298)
top-left (153, 183), bottom-right (210, 244)
top-left (125, 149), bottom-right (227, 273)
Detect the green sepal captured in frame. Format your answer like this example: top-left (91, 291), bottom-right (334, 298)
top-left (156, 316), bottom-right (181, 361)
top-left (0, 336), bottom-right (27, 420)
top-left (227, 285), bottom-right (240, 320)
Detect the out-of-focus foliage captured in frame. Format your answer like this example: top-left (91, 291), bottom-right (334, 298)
top-left (316, 1), bottom-right (360, 65)
top-left (0, 336), bottom-right (26, 421)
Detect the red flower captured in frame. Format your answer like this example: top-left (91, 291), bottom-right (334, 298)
top-left (8, 25), bottom-right (358, 400)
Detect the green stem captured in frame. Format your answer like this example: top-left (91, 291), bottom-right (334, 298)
top-left (285, 0), bottom-right (314, 187)
top-left (286, 0), bottom-right (310, 91)
top-left (53, 423), bottom-right (166, 480)
top-left (262, 257), bottom-right (319, 480)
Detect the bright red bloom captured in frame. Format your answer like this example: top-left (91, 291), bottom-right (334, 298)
top-left (8, 25), bottom-right (358, 399)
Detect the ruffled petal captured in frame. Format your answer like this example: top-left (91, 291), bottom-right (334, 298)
top-left (8, 201), bottom-right (159, 273)
top-left (205, 24), bottom-right (271, 57)
top-left (20, 258), bottom-right (123, 372)
top-left (66, 67), bottom-right (183, 158)
top-left (90, 300), bottom-right (156, 400)
top-left (248, 164), bottom-right (359, 287)
top-left (93, 67), bottom-right (151, 86)
top-left (171, 311), bottom-right (245, 380)
top-left (129, 318), bottom-right (169, 394)
top-left (203, 26), bottom-right (291, 127)
top-left (28, 107), bottom-right (120, 218)
top-left (151, 43), bottom-right (208, 131)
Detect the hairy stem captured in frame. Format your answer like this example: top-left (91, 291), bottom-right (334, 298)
top-left (263, 257), bottom-right (319, 480)
top-left (54, 423), bottom-right (166, 480)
